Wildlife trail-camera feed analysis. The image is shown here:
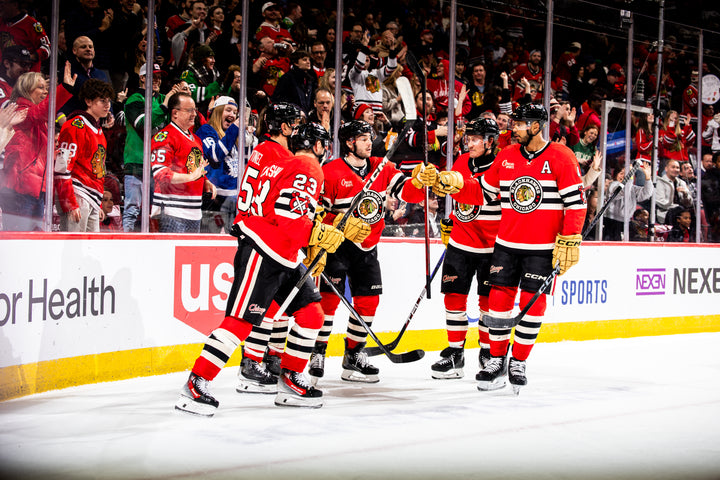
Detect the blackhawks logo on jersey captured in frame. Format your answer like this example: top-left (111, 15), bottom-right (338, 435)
top-left (508, 176), bottom-right (542, 213)
top-left (365, 75), bottom-right (380, 94)
top-left (186, 147), bottom-right (204, 173)
top-left (91, 145), bottom-right (107, 179)
top-left (453, 201), bottom-right (481, 222)
top-left (356, 190), bottom-right (384, 224)
top-left (153, 131), bottom-right (168, 142)
top-left (71, 117), bottom-right (85, 129)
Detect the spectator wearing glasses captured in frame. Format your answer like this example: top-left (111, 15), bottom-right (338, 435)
top-left (150, 92), bottom-right (215, 233)
top-left (309, 41), bottom-right (328, 78)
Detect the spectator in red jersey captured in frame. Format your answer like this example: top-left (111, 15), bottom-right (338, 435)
top-left (0, 45), bottom-right (32, 102)
top-left (0, 0), bottom-right (50, 72)
top-left (660, 110), bottom-right (695, 164)
top-left (510, 49), bottom-right (543, 102)
top-left (554, 41), bottom-right (581, 100)
top-left (150, 92), bottom-right (214, 233)
top-left (206, 5), bottom-right (224, 39)
top-left (576, 91), bottom-right (603, 133)
top-left (309, 41), bottom-right (328, 78)
top-left (255, 2), bottom-right (293, 43)
top-left (55, 79), bottom-right (115, 232)
top-left (251, 35), bottom-right (291, 97)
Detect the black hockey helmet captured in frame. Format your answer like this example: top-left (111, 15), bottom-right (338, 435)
top-left (264, 102), bottom-right (303, 135)
top-left (290, 122), bottom-right (331, 153)
top-left (465, 117), bottom-right (499, 140)
top-left (338, 120), bottom-right (375, 154)
top-left (510, 103), bottom-right (548, 125)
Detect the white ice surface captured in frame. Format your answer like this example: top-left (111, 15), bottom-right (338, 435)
top-left (1, 333), bottom-right (720, 480)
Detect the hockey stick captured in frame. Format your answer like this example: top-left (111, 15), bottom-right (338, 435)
top-left (405, 50), bottom-right (434, 300)
top-left (272, 120), bottom-right (416, 324)
top-left (364, 248), bottom-right (447, 357)
top-left (482, 159), bottom-right (645, 329)
top-left (318, 272), bottom-right (425, 363)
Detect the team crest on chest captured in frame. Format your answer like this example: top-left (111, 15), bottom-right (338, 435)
top-left (91, 145), bottom-right (107, 178)
top-left (454, 201), bottom-right (481, 222)
top-left (508, 176), bottom-right (543, 213)
top-left (186, 147), bottom-right (203, 172)
top-left (356, 190), bottom-right (384, 224)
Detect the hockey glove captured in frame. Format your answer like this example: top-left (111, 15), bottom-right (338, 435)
top-left (333, 213), bottom-right (371, 244)
top-left (410, 163), bottom-right (438, 189)
top-left (309, 220), bottom-right (345, 254)
top-left (440, 218), bottom-right (453, 246)
top-left (432, 171), bottom-right (464, 196)
top-left (303, 246), bottom-right (327, 277)
top-left (552, 234), bottom-right (582, 275)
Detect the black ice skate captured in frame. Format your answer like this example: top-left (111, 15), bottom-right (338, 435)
top-left (476, 354), bottom-right (508, 391)
top-left (431, 346), bottom-right (465, 379)
top-left (274, 369), bottom-right (324, 408)
top-left (263, 350), bottom-right (282, 378)
top-left (341, 339), bottom-right (380, 383)
top-left (236, 357), bottom-right (278, 394)
top-left (175, 373), bottom-right (219, 417)
top-left (307, 342), bottom-right (327, 385)
top-left (478, 347), bottom-right (491, 370)
top-left (508, 357), bottom-right (527, 395)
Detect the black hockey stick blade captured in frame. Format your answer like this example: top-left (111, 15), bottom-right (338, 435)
top-left (365, 249), bottom-right (447, 356)
top-left (319, 273), bottom-right (425, 363)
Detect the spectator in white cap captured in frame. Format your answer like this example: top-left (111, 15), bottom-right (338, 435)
top-left (195, 95), bottom-right (245, 232)
top-left (255, 2), bottom-right (293, 43)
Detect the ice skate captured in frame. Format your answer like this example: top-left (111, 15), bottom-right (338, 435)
top-left (175, 373), bottom-right (219, 417)
top-left (478, 347), bottom-right (491, 370)
top-left (236, 357), bottom-right (278, 394)
top-left (341, 339), bottom-right (380, 383)
top-left (476, 354), bottom-right (508, 391)
top-left (274, 369), bottom-right (324, 408)
top-left (508, 357), bottom-right (527, 395)
top-left (263, 350), bottom-right (282, 378)
top-left (307, 342), bottom-right (327, 385)
top-left (431, 346), bottom-right (465, 379)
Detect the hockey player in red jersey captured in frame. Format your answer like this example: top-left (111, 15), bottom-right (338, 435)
top-left (55, 79), bottom-right (114, 232)
top-left (307, 120), bottom-right (433, 384)
top-left (427, 104), bottom-right (586, 393)
top-left (427, 117), bottom-right (501, 379)
top-left (234, 102), bottom-right (303, 392)
top-left (151, 92), bottom-right (214, 233)
top-left (176, 122), bottom-right (346, 414)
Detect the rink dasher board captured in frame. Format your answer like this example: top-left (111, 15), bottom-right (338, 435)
top-left (0, 233), bottom-right (719, 400)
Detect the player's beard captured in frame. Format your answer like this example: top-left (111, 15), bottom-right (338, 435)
top-left (515, 130), bottom-right (531, 147)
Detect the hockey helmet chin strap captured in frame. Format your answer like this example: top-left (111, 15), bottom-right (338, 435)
top-left (519, 120), bottom-right (543, 146)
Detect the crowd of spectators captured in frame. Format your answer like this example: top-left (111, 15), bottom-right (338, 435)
top-left (0, 0), bottom-right (718, 240)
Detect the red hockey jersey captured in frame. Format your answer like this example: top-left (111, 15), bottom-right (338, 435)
top-left (238, 153), bottom-right (323, 267)
top-left (454, 142), bottom-right (586, 253)
top-left (235, 139), bottom-right (293, 223)
top-left (151, 122), bottom-right (206, 220)
top-left (448, 152), bottom-right (500, 254)
top-left (0, 14), bottom-right (50, 72)
top-left (55, 114), bottom-right (107, 213)
top-left (321, 156), bottom-right (425, 250)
